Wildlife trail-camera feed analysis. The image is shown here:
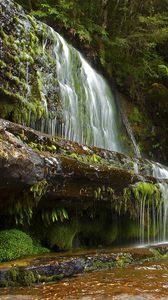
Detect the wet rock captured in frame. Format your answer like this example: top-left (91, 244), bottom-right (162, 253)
top-left (0, 245), bottom-right (165, 287)
top-left (0, 118), bottom-right (166, 213)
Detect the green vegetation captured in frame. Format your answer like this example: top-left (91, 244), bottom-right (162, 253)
top-left (0, 0), bottom-right (168, 265)
top-left (123, 182), bottom-right (162, 209)
top-left (85, 253), bottom-right (133, 272)
top-left (30, 179), bottom-right (48, 203)
top-left (0, 229), bottom-right (49, 262)
top-left (14, 0), bottom-right (168, 162)
top-left (41, 208), bottom-right (69, 225)
top-left (0, 268), bottom-right (36, 287)
top-left (47, 220), bottom-right (78, 250)
top-left (1, 0), bottom-right (168, 160)
top-left (0, 267), bottom-right (64, 287)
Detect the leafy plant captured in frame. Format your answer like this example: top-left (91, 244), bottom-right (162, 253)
top-left (42, 208), bottom-right (69, 225)
top-left (30, 179), bottom-right (48, 203)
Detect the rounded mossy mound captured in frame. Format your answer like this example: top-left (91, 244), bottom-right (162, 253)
top-left (0, 229), bottom-right (50, 262)
top-left (0, 229), bottom-right (33, 262)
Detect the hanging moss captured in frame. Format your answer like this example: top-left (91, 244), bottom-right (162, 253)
top-left (123, 182), bottom-right (162, 208)
top-left (133, 182), bottom-right (161, 205)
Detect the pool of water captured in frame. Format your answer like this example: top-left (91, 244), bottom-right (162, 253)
top-left (0, 259), bottom-right (168, 300)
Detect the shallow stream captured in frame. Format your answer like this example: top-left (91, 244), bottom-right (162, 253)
top-left (0, 258), bottom-right (168, 300)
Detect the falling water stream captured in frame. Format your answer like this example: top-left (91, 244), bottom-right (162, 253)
top-left (29, 27), bottom-right (134, 155)
top-left (152, 164), bottom-right (168, 244)
top-left (137, 162), bottom-right (168, 245)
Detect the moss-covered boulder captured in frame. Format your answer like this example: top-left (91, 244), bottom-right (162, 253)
top-left (0, 229), bottom-right (33, 262)
top-left (0, 229), bottom-right (49, 262)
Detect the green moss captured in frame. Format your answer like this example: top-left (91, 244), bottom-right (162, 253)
top-left (115, 253), bottom-right (133, 268)
top-left (102, 224), bottom-right (118, 245)
top-left (46, 144), bottom-right (57, 152)
top-left (0, 267), bottom-right (64, 287)
top-left (13, 56), bottom-right (20, 64)
top-left (47, 221), bottom-right (78, 250)
top-left (13, 15), bottom-right (20, 24)
top-left (85, 260), bottom-right (115, 272)
top-left (129, 107), bottom-right (143, 123)
top-left (32, 244), bottom-right (50, 255)
top-left (4, 268), bottom-right (36, 287)
top-left (123, 182), bottom-right (162, 211)
top-left (85, 253), bottom-right (133, 272)
top-left (0, 229), bottom-right (33, 262)
top-left (123, 220), bottom-right (140, 239)
top-left (38, 273), bottom-right (64, 283)
top-left (70, 152), bottom-right (78, 159)
top-left (0, 229), bottom-right (50, 263)
top-left (94, 186), bottom-right (114, 201)
top-left (0, 59), bottom-right (7, 68)
top-left (0, 103), bottom-right (14, 119)
top-left (5, 71), bottom-right (13, 80)
top-left (12, 206), bottom-right (33, 226)
top-left (132, 182), bottom-right (162, 206)
top-left (90, 153), bottom-right (102, 163)
top-left (27, 15), bottom-right (37, 29)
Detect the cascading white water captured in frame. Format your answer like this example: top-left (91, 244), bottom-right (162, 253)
top-left (153, 163), bottom-right (168, 243)
top-left (138, 162), bottom-right (168, 245)
top-left (158, 183), bottom-right (168, 241)
top-left (152, 162), bottom-right (168, 179)
top-left (31, 27), bottom-right (130, 154)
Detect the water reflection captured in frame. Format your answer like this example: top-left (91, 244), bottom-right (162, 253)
top-left (0, 260), bottom-right (168, 300)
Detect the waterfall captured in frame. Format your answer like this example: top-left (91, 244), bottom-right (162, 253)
top-left (153, 164), bottom-right (168, 243)
top-left (1, 0), bottom-right (138, 155)
top-left (138, 163), bottom-right (168, 245)
top-left (28, 26), bottom-right (133, 155)
top-left (152, 162), bottom-right (168, 179)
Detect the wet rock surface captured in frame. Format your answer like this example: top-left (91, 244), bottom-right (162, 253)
top-left (0, 118), bottom-right (166, 212)
top-left (0, 245), bottom-right (167, 287)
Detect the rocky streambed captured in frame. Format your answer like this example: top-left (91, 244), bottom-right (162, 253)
top-left (0, 245), bottom-right (168, 288)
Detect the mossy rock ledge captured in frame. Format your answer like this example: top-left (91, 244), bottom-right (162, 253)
top-left (0, 118), bottom-right (167, 214)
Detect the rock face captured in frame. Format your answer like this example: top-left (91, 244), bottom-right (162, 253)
top-left (0, 118), bottom-right (167, 247)
top-left (0, 0), bottom-right (62, 126)
top-left (0, 118), bottom-right (164, 209)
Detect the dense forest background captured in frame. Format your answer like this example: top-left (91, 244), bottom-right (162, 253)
top-left (17, 0), bottom-right (168, 163)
